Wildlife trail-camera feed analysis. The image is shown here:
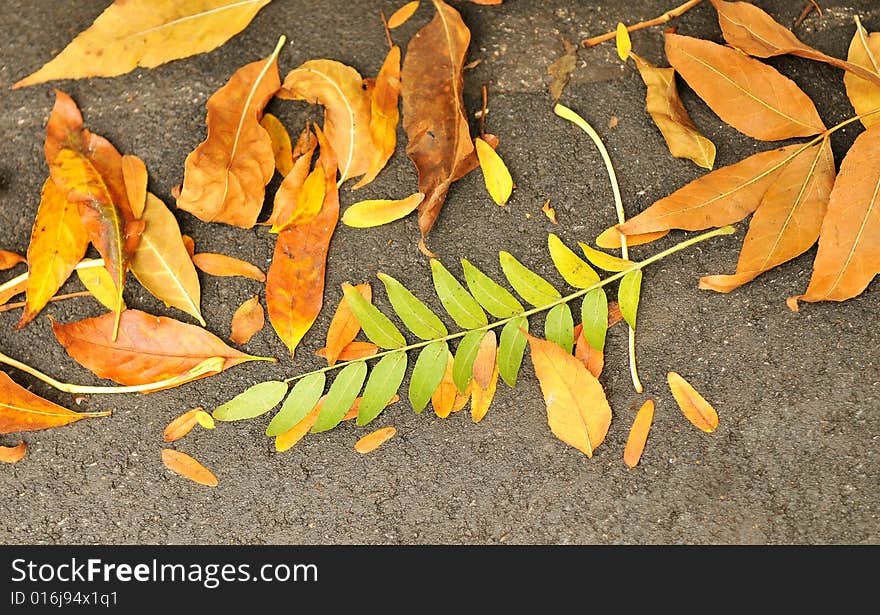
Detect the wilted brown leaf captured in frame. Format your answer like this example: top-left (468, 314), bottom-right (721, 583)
top-left (0, 371), bottom-right (109, 434)
top-left (161, 449), bottom-right (218, 487)
top-left (192, 252), bottom-right (266, 281)
top-left (230, 296), bottom-right (265, 345)
top-left (623, 399), bottom-right (655, 468)
top-left (667, 371), bottom-right (719, 432)
top-left (354, 427), bottom-right (397, 453)
top-left (0, 441), bottom-right (27, 464)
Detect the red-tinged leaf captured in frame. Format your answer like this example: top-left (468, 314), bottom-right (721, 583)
top-left (318, 284), bottom-right (372, 366)
top-left (0, 251), bottom-right (25, 271)
top-left (354, 427), bottom-right (397, 453)
top-left (161, 449), bottom-right (218, 487)
top-left (52, 309), bottom-right (273, 387)
top-left (177, 41), bottom-right (282, 228)
top-left (668, 372), bottom-right (719, 433)
top-left (526, 333), bottom-right (611, 457)
top-left (0, 371), bottom-right (108, 434)
top-left (163, 409), bottom-right (201, 442)
top-left (192, 252), bottom-right (265, 281)
top-left (0, 440), bottom-right (27, 464)
top-left (624, 399), bottom-right (655, 468)
top-left (354, 45), bottom-right (402, 189)
top-left (230, 296), bottom-right (265, 345)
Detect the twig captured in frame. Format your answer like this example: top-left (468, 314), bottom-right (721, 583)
top-left (0, 291), bottom-right (91, 313)
top-left (582, 0), bottom-right (704, 47)
top-left (380, 11), bottom-right (393, 50)
top-left (480, 85), bottom-right (488, 137)
top-left (793, 0), bottom-right (822, 30)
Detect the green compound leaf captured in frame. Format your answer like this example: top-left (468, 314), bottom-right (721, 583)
top-left (342, 283), bottom-right (406, 349)
top-left (580, 288), bottom-right (609, 351)
top-left (545, 303), bottom-right (574, 353)
top-left (579, 243), bottom-right (635, 272)
top-left (619, 269), bottom-right (643, 329)
top-left (265, 372), bottom-right (326, 436)
top-left (213, 380), bottom-right (289, 422)
top-left (461, 258), bottom-right (524, 318)
top-left (499, 251), bottom-right (562, 307)
top-left (378, 273), bottom-right (448, 340)
top-left (409, 341), bottom-right (449, 414)
top-left (548, 234), bottom-right (600, 288)
top-left (453, 330), bottom-right (485, 394)
top-left (430, 259), bottom-right (488, 329)
top-left (311, 361), bottom-right (368, 433)
top-left (357, 351), bottom-right (408, 426)
top-left (498, 316), bottom-right (528, 388)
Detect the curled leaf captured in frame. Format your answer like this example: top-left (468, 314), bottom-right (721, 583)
top-left (623, 399), bottom-right (655, 468)
top-left (354, 427), bottom-right (397, 454)
top-left (667, 372), bottom-right (719, 433)
top-left (0, 441), bottom-right (27, 464)
top-left (161, 449), bottom-right (218, 488)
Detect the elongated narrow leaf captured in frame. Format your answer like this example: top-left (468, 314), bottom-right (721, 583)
top-left (668, 372), bottom-right (719, 432)
top-left (378, 272), bottom-right (447, 340)
top-left (475, 137), bottom-right (513, 205)
top-left (0, 372), bottom-right (105, 434)
top-left (311, 362), bottom-right (368, 433)
top-left (665, 34), bottom-right (825, 140)
top-left (230, 295), bottom-right (265, 345)
top-left (574, 324), bottom-right (604, 378)
top-left (177, 41), bottom-right (281, 228)
top-left (432, 351), bottom-right (459, 418)
top-left (0, 251), bottom-right (25, 271)
top-left (579, 244), bottom-right (634, 272)
top-left (1, 278), bottom-right (27, 307)
top-left (275, 404), bottom-right (321, 452)
top-left (471, 364), bottom-right (499, 423)
top-left (342, 283), bottom-right (406, 349)
top-left (163, 409), bottom-right (201, 443)
top-left (431, 259), bottom-right (487, 329)
top-left (499, 251), bottom-right (561, 307)
top-left (260, 112), bottom-right (294, 176)
top-left (266, 373), bottom-right (326, 436)
top-left (844, 19), bottom-right (880, 129)
top-left (122, 155), bottom-right (148, 219)
top-left (342, 193), bottom-right (424, 228)
top-left (357, 352), bottom-right (408, 426)
top-left (0, 441), bottom-right (27, 464)
top-left (618, 270), bottom-right (642, 329)
top-left (192, 252), bottom-right (265, 281)
top-left (266, 128), bottom-right (318, 229)
top-left (453, 330), bottom-right (485, 393)
top-left (388, 1), bottom-right (420, 28)
top-left (624, 399), bottom-right (655, 468)
top-left (332, 341), bottom-right (380, 362)
top-left (320, 283), bottom-right (372, 366)
top-left (498, 316), bottom-right (528, 387)
top-left (409, 340), bottom-right (449, 413)
top-left (461, 258), bottom-right (523, 318)
top-left (355, 45), bottom-right (402, 189)
top-left (548, 234), bottom-right (599, 288)
top-left (213, 381), bottom-right (288, 421)
top-left (472, 331), bottom-right (497, 390)
top-left (161, 449), bottom-right (218, 488)
top-left (527, 334), bottom-right (612, 457)
top-left (14, 0), bottom-right (271, 88)
top-left (544, 303), bottom-right (574, 353)
top-left (77, 265), bottom-right (125, 312)
top-left (580, 288), bottom-right (609, 351)
top-left (595, 226), bottom-right (669, 249)
top-left (355, 427), bottom-right (397, 454)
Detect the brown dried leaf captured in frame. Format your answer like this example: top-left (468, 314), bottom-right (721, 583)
top-left (541, 199), bottom-right (558, 224)
top-left (192, 252), bottom-right (265, 281)
top-left (354, 427), bottom-right (397, 453)
top-left (161, 449), bottom-right (218, 487)
top-left (163, 409), bottom-right (201, 442)
top-left (0, 441), bottom-right (27, 464)
top-left (668, 372), bottom-right (719, 432)
top-left (0, 371), bottom-right (107, 434)
top-left (623, 399), bottom-right (655, 468)
top-left (548, 38), bottom-right (577, 103)
top-left (230, 296), bottom-right (265, 345)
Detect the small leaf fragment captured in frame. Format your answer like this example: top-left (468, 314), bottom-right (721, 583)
top-left (311, 362), bottom-right (368, 433)
top-left (192, 253), bottom-right (265, 281)
top-left (668, 372), bottom-right (719, 433)
top-left (499, 251), bottom-right (561, 307)
top-left (342, 193), bottom-right (425, 228)
top-left (342, 283), bottom-right (407, 349)
top-left (0, 251), bottom-right (25, 271)
top-left (431, 259), bottom-right (488, 329)
top-left (618, 270), bottom-right (643, 329)
top-left (378, 272), bottom-right (447, 340)
top-left (541, 199), bottom-right (559, 224)
top-left (548, 234), bottom-right (600, 288)
top-left (161, 449), bottom-right (218, 488)
top-left (409, 341), bottom-right (449, 413)
top-left (624, 399), bottom-right (655, 468)
top-left (354, 427), bottom-right (397, 454)
top-left (461, 258), bottom-right (523, 319)
top-left (230, 295), bottom-right (265, 345)
top-left (357, 352), bottom-right (408, 426)
top-left (266, 373), bottom-right (326, 437)
top-left (498, 316), bottom-right (528, 387)
top-left (0, 441), bottom-right (27, 464)
top-left (475, 137), bottom-right (513, 206)
top-left (195, 410), bottom-right (215, 429)
top-left (213, 381), bottom-right (288, 422)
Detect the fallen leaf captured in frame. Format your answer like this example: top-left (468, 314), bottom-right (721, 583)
top-left (355, 45), bottom-right (402, 189)
top-left (470, 364), bottom-right (499, 423)
top-left (475, 137), bottom-right (513, 206)
top-left (1, 278), bottom-right (27, 308)
top-left (213, 380), bottom-right (287, 421)
top-left (342, 193), bottom-right (425, 228)
top-left (632, 53), bottom-right (716, 170)
top-left (844, 18), bottom-right (880, 129)
top-left (163, 409), bottom-right (201, 442)
top-left (266, 127), bottom-right (318, 230)
top-left (356, 351), bottom-right (407, 425)
top-left (275, 404), bottom-right (322, 452)
top-left (665, 33), bottom-right (825, 140)
top-left (542, 199), bottom-right (558, 224)
top-left (616, 23), bottom-right (632, 61)
top-left (230, 296), bottom-right (265, 345)
top-left (623, 399), bottom-right (654, 468)
top-left (608, 116), bottom-right (619, 128)
top-left (579, 244), bottom-right (634, 272)
top-left (182, 235), bottom-right (195, 258)
top-left (333, 341), bottom-right (381, 361)
top-left (177, 39), bottom-right (282, 228)
top-left (343, 395), bottom-right (400, 421)
top-left (0, 251), bottom-right (25, 271)
top-left (388, 1), bottom-right (420, 29)
top-left (354, 427), bottom-right (397, 453)
top-left (432, 351), bottom-right (458, 418)
top-left (0, 371), bottom-right (108, 434)
top-left (527, 333), bottom-right (611, 457)
top-left (265, 374), bottom-right (325, 436)
top-left (77, 265), bottom-right (126, 312)
top-left (161, 449), bottom-right (218, 487)
top-left (667, 371), bottom-right (719, 432)
top-left (574, 327), bottom-right (604, 378)
top-left (0, 441), bottom-right (27, 464)
top-left (122, 155), bottom-right (148, 219)
top-left (472, 330), bottom-right (497, 390)
top-left (595, 226), bottom-right (668, 249)
top-left (52, 309), bottom-right (272, 386)
top-left (319, 283), bottom-right (373, 366)
top-left (192, 252), bottom-right (265, 281)
top-left (13, 0), bottom-right (271, 88)
top-left (402, 0), bottom-right (478, 243)
top-left (547, 233), bottom-right (600, 288)
top-left (260, 112), bottom-right (294, 176)
top-left (195, 410), bottom-right (215, 429)
top-left (548, 38), bottom-right (577, 103)
top-left (273, 165), bottom-right (326, 232)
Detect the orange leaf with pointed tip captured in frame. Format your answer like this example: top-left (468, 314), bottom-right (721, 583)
top-left (230, 296), bottom-right (265, 345)
top-left (0, 251), bottom-right (25, 271)
top-left (667, 372), bottom-right (719, 433)
top-left (700, 139), bottom-right (835, 293)
top-left (275, 403), bottom-right (322, 452)
top-left (470, 365), bottom-right (498, 423)
top-left (319, 283), bottom-right (372, 366)
top-left (266, 130), bottom-right (318, 230)
top-left (177, 42), bottom-right (281, 228)
top-left (472, 330), bottom-right (497, 389)
top-left (432, 351), bottom-right (458, 418)
top-left (0, 441), bottom-right (27, 464)
top-left (402, 0), bottom-right (479, 243)
top-left (52, 309), bottom-right (272, 387)
top-left (192, 252), bottom-right (265, 281)
top-left (624, 399), bottom-right (655, 468)
top-left (355, 427), bottom-right (397, 454)
top-left (388, 2), bottom-right (420, 28)
top-left (844, 21), bottom-right (880, 129)
top-left (595, 226), bottom-right (668, 249)
top-left (574, 325), bottom-right (604, 378)
top-left (163, 409), bottom-right (201, 442)
top-left (161, 449), bottom-right (218, 487)
top-left (343, 394), bottom-right (400, 421)
top-left (355, 45), bottom-right (402, 189)
top-left (260, 112), bottom-right (294, 176)
top-left (665, 33), bottom-right (825, 141)
top-left (527, 333), bottom-right (611, 457)
top-left (318, 341), bottom-right (380, 363)
top-left (122, 155), bottom-right (148, 219)
top-left (0, 371), bottom-right (108, 434)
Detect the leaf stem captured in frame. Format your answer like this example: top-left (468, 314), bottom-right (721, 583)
top-left (0, 291), bottom-right (92, 313)
top-left (284, 225), bottom-right (735, 384)
top-left (582, 0), bottom-right (705, 47)
top-left (0, 258), bottom-right (104, 298)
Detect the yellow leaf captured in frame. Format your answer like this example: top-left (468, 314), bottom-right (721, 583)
top-left (616, 23), bottom-right (632, 61)
top-left (354, 427), bottom-right (397, 453)
top-left (667, 372), bottom-right (719, 433)
top-left (475, 137), bottom-right (513, 206)
top-left (342, 193), bottom-right (425, 228)
top-left (273, 164), bottom-right (326, 231)
top-left (844, 18), bottom-right (880, 129)
top-left (77, 266), bottom-right (125, 312)
top-left (260, 113), bottom-right (295, 176)
top-left (623, 399), bottom-right (654, 468)
top-left (195, 410), bottom-right (215, 429)
top-left (579, 243), bottom-right (635, 271)
top-left (470, 365), bottom-right (499, 423)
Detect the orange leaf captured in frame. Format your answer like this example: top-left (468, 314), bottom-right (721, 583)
top-left (354, 45), bottom-right (401, 189)
top-left (319, 284), bottom-right (372, 366)
top-left (541, 199), bottom-right (558, 224)
top-left (0, 251), bottom-right (25, 271)
top-left (1, 278), bottom-right (27, 307)
top-left (355, 427), bottom-right (397, 454)
top-left (574, 327), bottom-right (604, 378)
top-left (177, 42), bottom-right (281, 228)
top-left (52, 309), bottom-right (272, 387)
top-left (182, 235), bottom-right (195, 258)
top-left (343, 394), bottom-right (400, 421)
top-left (163, 409), bottom-right (201, 443)
top-left (624, 399), bottom-right (655, 468)
top-left (260, 112), bottom-right (294, 176)
top-left (318, 341), bottom-right (380, 363)
top-left (0, 371), bottom-right (107, 434)
top-left (275, 403), bottom-right (322, 452)
top-left (472, 330), bottom-right (497, 389)
top-left (667, 372), bottom-right (719, 433)
top-left (266, 129), bottom-right (318, 230)
top-left (470, 365), bottom-right (499, 423)
top-left (432, 351), bottom-right (458, 418)
top-left (0, 440), bottom-right (27, 464)
top-left (121, 154), bottom-right (148, 219)
top-left (161, 449), bottom-right (218, 487)
top-left (230, 296), bottom-right (265, 345)
top-left (527, 333), bottom-right (611, 457)
top-left (388, 2), bottom-right (420, 29)
top-left (192, 252), bottom-right (265, 281)
top-left (607, 302), bottom-right (623, 328)
top-left (595, 226), bottom-right (669, 249)
top-left (271, 164), bottom-right (326, 231)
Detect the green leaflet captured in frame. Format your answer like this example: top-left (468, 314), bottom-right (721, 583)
top-left (548, 234), bottom-right (600, 288)
top-left (213, 380), bottom-right (288, 421)
top-left (453, 330), bottom-right (485, 393)
top-left (409, 340), bottom-right (449, 413)
top-left (265, 372), bottom-right (326, 436)
top-left (311, 361), bottom-right (368, 433)
top-left (580, 288), bottom-right (609, 351)
top-left (461, 258), bottom-right (524, 318)
top-left (545, 303), bottom-right (574, 353)
top-left (499, 251), bottom-right (561, 307)
top-left (342, 283), bottom-right (406, 349)
top-left (619, 269), bottom-right (642, 329)
top-left (498, 316), bottom-right (528, 388)
top-left (430, 259), bottom-right (488, 329)
top-left (357, 351), bottom-right (408, 426)
top-left (377, 273), bottom-right (447, 340)
top-left (579, 243), bottom-right (635, 272)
